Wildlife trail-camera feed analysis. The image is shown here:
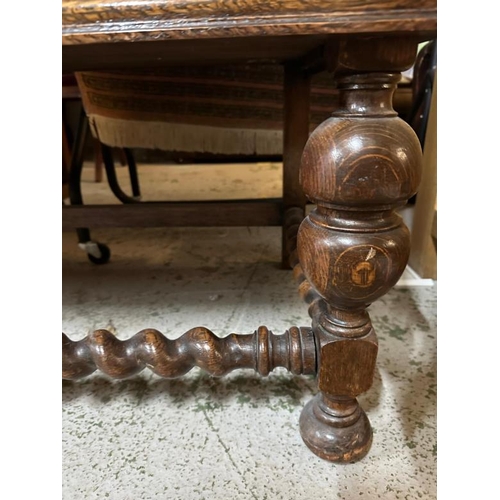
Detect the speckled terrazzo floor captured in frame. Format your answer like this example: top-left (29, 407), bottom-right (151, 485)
top-left (77, 160), bottom-right (283, 204)
top-left (62, 223), bottom-right (437, 500)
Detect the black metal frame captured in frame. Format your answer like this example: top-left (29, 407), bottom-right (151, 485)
top-left (67, 108), bottom-right (144, 248)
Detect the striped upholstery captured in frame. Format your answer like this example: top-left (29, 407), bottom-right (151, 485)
top-left (76, 65), bottom-right (411, 155)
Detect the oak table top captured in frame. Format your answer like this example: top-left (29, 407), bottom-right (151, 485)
top-left (62, 0), bottom-right (437, 73)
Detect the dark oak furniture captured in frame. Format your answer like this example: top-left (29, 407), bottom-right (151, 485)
top-left (62, 0), bottom-right (437, 463)
top-left (68, 63), bottom-right (414, 265)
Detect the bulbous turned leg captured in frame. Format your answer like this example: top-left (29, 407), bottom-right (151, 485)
top-left (297, 37), bottom-right (423, 463)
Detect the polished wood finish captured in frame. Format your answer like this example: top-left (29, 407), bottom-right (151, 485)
top-left (284, 208), bottom-right (332, 372)
top-left (62, 200), bottom-right (282, 229)
top-left (62, 0), bottom-right (436, 45)
top-left (63, 326), bottom-right (316, 379)
top-left (62, 0), bottom-right (436, 465)
top-left (297, 38), bottom-right (422, 462)
top-left (284, 207), bottom-right (323, 320)
top-left (62, 1), bottom-right (436, 73)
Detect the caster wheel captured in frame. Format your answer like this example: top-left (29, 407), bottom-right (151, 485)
top-left (87, 243), bottom-right (111, 265)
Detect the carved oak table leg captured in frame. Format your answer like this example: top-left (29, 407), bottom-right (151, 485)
top-left (62, 37), bottom-right (425, 464)
top-left (297, 37), bottom-right (423, 462)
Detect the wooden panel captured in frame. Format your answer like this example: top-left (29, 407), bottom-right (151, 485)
top-left (62, 0), bottom-right (437, 45)
top-left (63, 35), bottom-right (334, 73)
top-left (62, 200), bottom-right (283, 229)
top-left (283, 63), bottom-right (310, 208)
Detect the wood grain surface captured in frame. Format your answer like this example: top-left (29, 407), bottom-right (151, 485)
top-left (62, 200), bottom-right (283, 229)
top-left (296, 40), bottom-right (423, 462)
top-left (63, 326), bottom-right (316, 379)
top-left (62, 0), bottom-right (436, 45)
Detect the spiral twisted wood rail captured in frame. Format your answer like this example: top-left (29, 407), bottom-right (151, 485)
top-left (63, 325), bottom-right (316, 380)
top-left (63, 210), bottom-right (318, 382)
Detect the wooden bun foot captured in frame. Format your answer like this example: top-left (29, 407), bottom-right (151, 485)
top-left (300, 394), bottom-right (372, 463)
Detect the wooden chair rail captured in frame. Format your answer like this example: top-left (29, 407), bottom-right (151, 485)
top-left (62, 200), bottom-right (283, 229)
